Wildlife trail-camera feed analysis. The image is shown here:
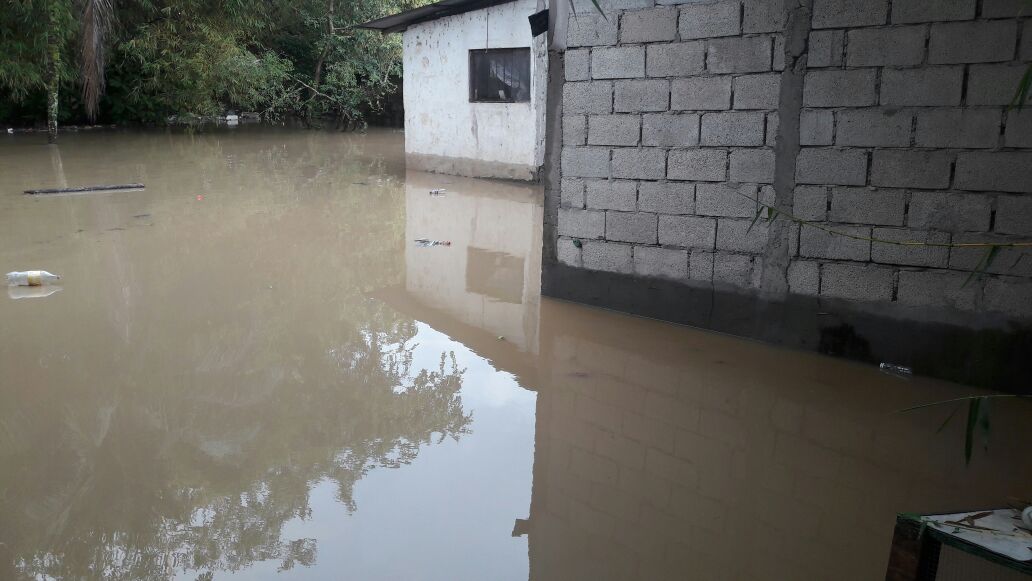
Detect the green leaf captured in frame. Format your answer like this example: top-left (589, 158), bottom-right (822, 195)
top-left (747, 204), bottom-right (764, 233)
top-left (963, 246), bottom-right (999, 287)
top-left (1009, 63), bottom-right (1032, 110)
top-left (572, 238), bottom-right (582, 248)
top-left (935, 403), bottom-right (961, 434)
top-left (964, 397), bottom-right (981, 465)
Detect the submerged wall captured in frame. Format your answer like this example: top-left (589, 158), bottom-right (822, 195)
top-left (542, 0), bottom-right (1032, 389)
top-left (402, 0), bottom-right (547, 181)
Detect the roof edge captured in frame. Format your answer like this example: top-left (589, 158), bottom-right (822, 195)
top-left (357, 0), bottom-right (521, 34)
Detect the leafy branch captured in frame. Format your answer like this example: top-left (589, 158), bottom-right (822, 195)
top-left (898, 395), bottom-right (1031, 465)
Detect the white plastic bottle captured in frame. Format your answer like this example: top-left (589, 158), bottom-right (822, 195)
top-left (6, 271), bottom-right (61, 286)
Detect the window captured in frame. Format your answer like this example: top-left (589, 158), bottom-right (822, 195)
top-left (469, 48), bottom-right (531, 103)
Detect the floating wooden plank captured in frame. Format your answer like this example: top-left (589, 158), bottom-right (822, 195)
top-left (24, 183), bottom-right (144, 195)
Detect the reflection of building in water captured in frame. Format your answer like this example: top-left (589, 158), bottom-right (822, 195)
top-left (525, 303), bottom-right (1032, 581)
top-left (400, 170), bottom-right (542, 355)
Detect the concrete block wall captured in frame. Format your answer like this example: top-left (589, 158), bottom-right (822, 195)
top-left (550, 0), bottom-right (1032, 321)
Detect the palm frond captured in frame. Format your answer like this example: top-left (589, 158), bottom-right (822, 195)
top-left (80, 0), bottom-right (114, 121)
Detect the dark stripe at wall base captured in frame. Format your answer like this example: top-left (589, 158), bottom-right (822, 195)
top-left (541, 260), bottom-right (1032, 394)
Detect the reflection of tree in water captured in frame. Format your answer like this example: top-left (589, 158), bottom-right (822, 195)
top-left (0, 130), bottom-right (469, 579)
top-left (1, 306), bottom-right (469, 580)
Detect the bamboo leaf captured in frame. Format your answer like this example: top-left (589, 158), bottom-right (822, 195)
top-left (935, 403), bottom-right (961, 434)
top-left (747, 205), bottom-right (764, 233)
top-left (963, 246), bottom-right (998, 287)
top-left (1009, 63), bottom-right (1032, 110)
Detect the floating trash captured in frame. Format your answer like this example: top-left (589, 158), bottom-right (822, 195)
top-left (879, 362), bottom-right (913, 378)
top-left (429, 189), bottom-right (447, 196)
top-left (414, 239), bottom-right (451, 247)
top-left (24, 183), bottom-right (144, 195)
top-left (6, 270), bottom-right (61, 286)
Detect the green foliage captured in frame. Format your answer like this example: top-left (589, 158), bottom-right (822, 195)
top-left (0, 0), bottom-right (427, 126)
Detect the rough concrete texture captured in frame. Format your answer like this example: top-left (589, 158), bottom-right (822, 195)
top-left (545, 0), bottom-right (1032, 323)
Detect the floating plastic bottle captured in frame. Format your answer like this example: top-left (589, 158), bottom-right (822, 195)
top-left (429, 188), bottom-right (447, 196)
top-left (6, 270), bottom-right (61, 286)
top-left (879, 362), bottom-right (913, 378)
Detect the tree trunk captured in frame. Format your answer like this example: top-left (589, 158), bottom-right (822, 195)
top-left (45, 2), bottom-right (61, 144)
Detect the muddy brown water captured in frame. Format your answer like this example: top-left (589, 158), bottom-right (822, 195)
top-left (0, 127), bottom-right (1028, 581)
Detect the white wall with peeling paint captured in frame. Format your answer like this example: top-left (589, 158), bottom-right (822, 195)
top-left (402, 0), bottom-right (547, 181)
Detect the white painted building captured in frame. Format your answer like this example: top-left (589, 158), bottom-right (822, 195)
top-left (361, 0), bottom-right (547, 181)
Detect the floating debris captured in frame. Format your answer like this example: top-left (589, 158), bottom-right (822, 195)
top-left (429, 188), bottom-right (447, 196)
top-left (879, 362), bottom-right (913, 378)
top-left (6, 270), bottom-right (61, 286)
top-left (414, 239), bottom-right (451, 247)
top-left (24, 183), bottom-right (144, 195)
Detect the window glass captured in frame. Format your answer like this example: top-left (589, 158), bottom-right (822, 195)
top-left (469, 48), bottom-right (531, 103)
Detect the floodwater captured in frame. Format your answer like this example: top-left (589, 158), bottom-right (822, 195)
top-left (0, 127), bottom-right (1029, 581)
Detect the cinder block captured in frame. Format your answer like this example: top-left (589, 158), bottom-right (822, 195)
top-left (915, 109), bottom-right (1001, 148)
top-left (950, 234), bottom-right (1032, 276)
top-left (766, 112), bottom-right (779, 146)
top-left (907, 192), bottom-right (992, 232)
top-left (716, 218), bottom-right (770, 253)
top-left (659, 215), bottom-right (717, 248)
top-left (984, 277), bottom-right (1032, 319)
top-left (634, 246), bottom-right (689, 279)
top-left (870, 150), bottom-right (951, 189)
top-left (880, 67), bottom-right (963, 106)
top-left (967, 64), bottom-right (1031, 106)
top-left (690, 249), bottom-right (715, 280)
top-left (729, 148), bottom-right (775, 183)
top-left (700, 112), bottom-right (766, 146)
top-left (808, 30), bottom-right (844, 67)
top-left (954, 151), bottom-right (1032, 193)
top-left (891, 0), bottom-right (974, 22)
top-left (592, 46), bottom-right (646, 79)
top-left (646, 42), bottom-right (705, 77)
top-left (871, 228), bottom-right (950, 267)
top-left (794, 186), bottom-right (828, 221)
top-left (897, 270), bottom-right (977, 311)
top-left (612, 148), bottom-right (666, 179)
top-left (559, 208), bottom-right (606, 238)
top-left (803, 70), bottom-right (878, 107)
top-left (829, 187), bottom-right (906, 226)
top-left (743, 0), bottom-right (785, 33)
top-left (795, 148), bottom-right (868, 186)
top-left (671, 77), bottom-right (732, 111)
top-left (846, 26), bottom-right (925, 67)
top-left (812, 0), bottom-right (887, 28)
top-left (706, 36), bottom-right (773, 74)
top-left (582, 240), bottom-right (634, 273)
top-left (607, 211), bottom-right (658, 243)
top-left (696, 183), bottom-right (761, 218)
top-left (643, 113), bottom-right (700, 146)
top-left (567, 13), bottom-right (619, 47)
top-left (562, 146), bottom-right (610, 178)
top-left (712, 252), bottom-right (756, 288)
top-left (800, 224), bottom-right (871, 260)
top-left (561, 178), bottom-right (586, 208)
top-left (557, 237), bottom-right (582, 266)
top-left (788, 260), bottom-right (820, 295)
top-left (563, 115), bottom-right (587, 145)
top-left (679, 1), bottom-right (741, 39)
top-left (1004, 109), bottom-right (1032, 148)
top-left (820, 263), bottom-right (893, 301)
top-left (929, 21), bottom-right (1016, 63)
top-left (668, 148), bottom-right (728, 182)
top-left (588, 115), bottom-right (641, 146)
top-left (995, 196), bottom-right (1032, 236)
top-left (800, 109), bottom-right (834, 145)
top-left (566, 49), bottom-right (591, 81)
top-left (733, 74), bottom-right (781, 110)
top-left (564, 81), bottom-right (613, 114)
top-left (639, 181), bottom-right (695, 214)
top-left (835, 109), bottom-right (912, 147)
top-left (621, 7), bottom-right (678, 43)
top-left (586, 179), bottom-right (638, 211)
top-left (614, 79), bottom-right (669, 112)
top-left (982, 0), bottom-right (1029, 17)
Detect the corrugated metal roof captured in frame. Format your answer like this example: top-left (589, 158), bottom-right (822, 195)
top-left (357, 0), bottom-right (520, 33)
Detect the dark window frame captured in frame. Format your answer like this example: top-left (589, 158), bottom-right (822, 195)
top-left (468, 48), bottom-right (532, 104)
